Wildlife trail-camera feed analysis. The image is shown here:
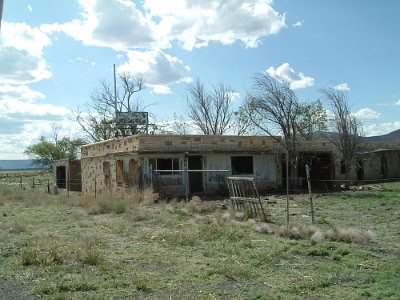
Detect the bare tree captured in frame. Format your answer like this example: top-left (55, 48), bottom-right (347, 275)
top-left (75, 72), bottom-right (148, 142)
top-left (320, 87), bottom-right (362, 181)
top-left (186, 79), bottom-right (235, 135)
top-left (244, 73), bottom-right (301, 185)
top-left (232, 106), bottom-right (256, 136)
top-left (171, 113), bottom-right (191, 135)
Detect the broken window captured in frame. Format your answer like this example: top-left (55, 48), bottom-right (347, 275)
top-left (231, 156), bottom-right (253, 175)
top-left (149, 158), bottom-right (179, 175)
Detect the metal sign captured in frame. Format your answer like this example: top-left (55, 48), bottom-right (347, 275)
top-left (116, 112), bottom-right (148, 126)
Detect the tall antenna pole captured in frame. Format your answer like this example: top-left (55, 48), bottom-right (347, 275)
top-left (0, 0), bottom-right (4, 32)
top-left (113, 64), bottom-right (118, 115)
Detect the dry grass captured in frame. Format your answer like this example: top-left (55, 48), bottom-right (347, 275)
top-left (254, 223), bottom-right (375, 246)
top-left (8, 222), bottom-right (27, 234)
top-left (20, 235), bottom-right (104, 267)
top-left (324, 227), bottom-right (376, 244)
top-left (1, 183), bottom-right (399, 299)
top-left (126, 187), bottom-right (160, 204)
top-left (184, 195), bottom-right (218, 214)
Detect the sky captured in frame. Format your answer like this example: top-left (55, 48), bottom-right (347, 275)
top-left (0, 0), bottom-right (399, 160)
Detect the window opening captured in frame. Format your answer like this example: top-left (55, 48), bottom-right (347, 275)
top-left (231, 156), bottom-right (253, 175)
top-left (150, 158), bottom-right (179, 175)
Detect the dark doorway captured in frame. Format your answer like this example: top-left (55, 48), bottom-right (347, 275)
top-left (357, 160), bottom-right (364, 181)
top-left (188, 156), bottom-right (203, 193)
top-left (297, 152), bottom-right (334, 189)
top-left (381, 155), bottom-right (388, 179)
top-left (56, 166), bottom-right (66, 189)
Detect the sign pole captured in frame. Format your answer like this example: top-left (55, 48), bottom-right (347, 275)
top-left (113, 64), bottom-right (117, 116)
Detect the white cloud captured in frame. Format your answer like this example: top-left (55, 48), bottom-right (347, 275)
top-left (40, 0), bottom-right (158, 51)
top-left (117, 49), bottom-right (191, 93)
top-left (352, 108), bottom-right (381, 120)
top-left (145, 0), bottom-right (286, 50)
top-left (0, 22), bottom-right (52, 84)
top-left (292, 20), bottom-right (304, 27)
top-left (28, 5), bottom-right (33, 13)
top-left (41, 0), bottom-right (285, 51)
top-left (0, 98), bottom-right (70, 119)
top-left (395, 99), bottom-right (400, 106)
top-left (334, 83), bottom-right (350, 91)
top-left (68, 56), bottom-right (95, 66)
top-left (266, 63), bottom-right (314, 89)
top-left (0, 95), bottom-right (79, 159)
top-left (363, 121), bottom-right (400, 137)
top-left (150, 85), bottom-right (172, 94)
top-left (0, 84), bottom-right (45, 101)
top-left (226, 91), bottom-right (241, 102)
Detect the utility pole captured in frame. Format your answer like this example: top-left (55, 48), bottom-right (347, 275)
top-left (0, 0), bottom-right (4, 32)
top-left (113, 64), bottom-right (118, 115)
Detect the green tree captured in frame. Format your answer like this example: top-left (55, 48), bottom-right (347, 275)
top-left (24, 136), bottom-right (85, 170)
top-left (297, 99), bottom-right (328, 141)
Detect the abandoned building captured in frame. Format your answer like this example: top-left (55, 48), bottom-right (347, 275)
top-left (54, 134), bottom-right (400, 196)
top-left (53, 158), bottom-right (82, 191)
top-left (79, 135), bottom-right (283, 196)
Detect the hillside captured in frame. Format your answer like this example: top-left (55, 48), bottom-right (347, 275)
top-left (313, 129), bottom-right (400, 142)
top-left (362, 129), bottom-right (400, 142)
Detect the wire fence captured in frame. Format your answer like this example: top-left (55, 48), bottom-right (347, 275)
top-left (1, 170), bottom-right (399, 199)
top-left (0, 173), bottom-right (52, 193)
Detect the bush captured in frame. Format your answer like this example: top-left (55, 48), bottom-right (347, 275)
top-left (21, 247), bottom-right (40, 266)
top-left (185, 196), bottom-right (218, 214)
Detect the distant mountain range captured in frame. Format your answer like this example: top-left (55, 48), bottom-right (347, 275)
top-left (0, 160), bottom-right (47, 171)
top-left (362, 129), bottom-right (400, 142)
top-left (314, 129), bottom-right (400, 142)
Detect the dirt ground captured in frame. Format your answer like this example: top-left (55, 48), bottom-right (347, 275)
top-left (0, 277), bottom-right (36, 299)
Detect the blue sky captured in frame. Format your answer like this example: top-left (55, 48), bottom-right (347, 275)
top-left (1, 0), bottom-right (399, 159)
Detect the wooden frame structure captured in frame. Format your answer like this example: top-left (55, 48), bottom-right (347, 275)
top-left (227, 177), bottom-right (267, 221)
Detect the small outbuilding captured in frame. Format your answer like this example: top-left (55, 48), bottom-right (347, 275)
top-left (53, 158), bottom-right (82, 191)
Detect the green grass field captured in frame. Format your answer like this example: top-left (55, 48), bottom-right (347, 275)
top-left (0, 183), bottom-right (399, 299)
top-left (0, 170), bottom-right (51, 192)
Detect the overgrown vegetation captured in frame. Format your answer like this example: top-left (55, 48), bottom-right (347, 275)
top-left (0, 183), bottom-right (399, 299)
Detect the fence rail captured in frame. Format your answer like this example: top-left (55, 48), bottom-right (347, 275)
top-left (0, 174), bottom-right (52, 192)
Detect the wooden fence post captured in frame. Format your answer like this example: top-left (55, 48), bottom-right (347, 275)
top-left (306, 164), bottom-right (315, 224)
